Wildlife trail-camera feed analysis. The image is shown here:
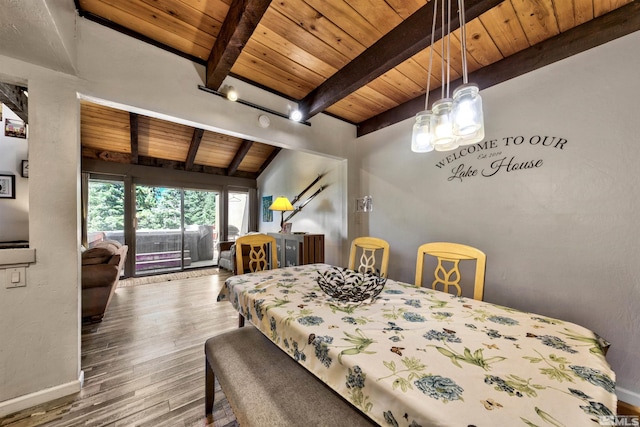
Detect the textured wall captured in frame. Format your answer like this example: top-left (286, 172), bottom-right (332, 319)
top-left (0, 104), bottom-right (29, 242)
top-left (355, 32), bottom-right (640, 405)
top-left (0, 64), bottom-right (82, 410)
top-left (258, 150), bottom-right (347, 266)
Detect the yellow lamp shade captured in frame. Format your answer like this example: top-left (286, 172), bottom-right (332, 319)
top-left (269, 196), bottom-right (293, 211)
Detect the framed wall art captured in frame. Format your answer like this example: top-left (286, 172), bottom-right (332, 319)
top-left (262, 195), bottom-right (273, 222)
top-left (0, 173), bottom-right (16, 199)
top-left (5, 118), bottom-right (27, 138)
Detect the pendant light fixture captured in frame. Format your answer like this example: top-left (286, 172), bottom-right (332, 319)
top-left (411, 0), bottom-right (485, 153)
top-left (411, 110), bottom-right (434, 152)
top-left (411, 0), bottom-right (439, 153)
top-left (432, 0), bottom-right (459, 152)
top-left (451, 0), bottom-right (484, 145)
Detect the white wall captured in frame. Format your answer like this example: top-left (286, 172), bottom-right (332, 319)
top-left (0, 61), bottom-right (82, 414)
top-left (355, 31), bottom-right (640, 406)
top-left (0, 104), bottom-right (29, 241)
top-left (257, 150), bottom-right (347, 265)
top-left (0, 12), bottom-right (355, 415)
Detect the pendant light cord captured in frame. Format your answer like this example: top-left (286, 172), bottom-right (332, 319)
top-left (424, 0), bottom-right (439, 110)
top-left (440, 0), bottom-right (445, 100)
top-left (458, 0), bottom-right (469, 84)
top-left (446, 0), bottom-right (452, 98)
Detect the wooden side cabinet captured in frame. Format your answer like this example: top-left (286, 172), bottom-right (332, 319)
top-left (268, 233), bottom-right (325, 267)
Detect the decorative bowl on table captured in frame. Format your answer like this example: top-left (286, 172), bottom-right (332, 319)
top-left (315, 266), bottom-right (387, 304)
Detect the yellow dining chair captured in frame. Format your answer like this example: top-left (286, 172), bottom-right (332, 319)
top-left (234, 234), bottom-right (278, 275)
top-left (348, 237), bottom-right (390, 278)
top-left (415, 242), bottom-right (486, 301)
top-left (234, 234), bottom-right (278, 327)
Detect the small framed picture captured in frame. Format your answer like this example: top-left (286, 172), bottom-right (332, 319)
top-left (282, 222), bottom-right (292, 234)
top-left (0, 173), bottom-right (16, 199)
top-left (5, 118), bottom-right (26, 138)
top-left (21, 160), bottom-right (29, 178)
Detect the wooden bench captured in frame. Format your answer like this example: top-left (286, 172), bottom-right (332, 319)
top-left (205, 326), bottom-right (377, 426)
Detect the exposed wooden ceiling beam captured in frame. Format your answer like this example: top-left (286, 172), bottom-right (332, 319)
top-left (0, 83), bottom-right (28, 124)
top-left (357, 0), bottom-right (640, 137)
top-left (298, 0), bottom-right (503, 122)
top-left (256, 147), bottom-right (281, 176)
top-left (129, 113), bottom-right (139, 164)
top-left (82, 147), bottom-right (258, 178)
top-left (82, 147), bottom-right (130, 163)
top-left (185, 128), bottom-right (205, 170)
top-left (134, 155), bottom-right (233, 176)
top-left (228, 139), bottom-right (254, 175)
top-left (206, 0), bottom-right (273, 90)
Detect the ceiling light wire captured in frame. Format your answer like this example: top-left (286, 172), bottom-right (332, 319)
top-left (459, 0), bottom-right (469, 84)
top-left (423, 0), bottom-right (439, 110)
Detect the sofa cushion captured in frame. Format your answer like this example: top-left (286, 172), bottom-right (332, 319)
top-left (94, 240), bottom-right (123, 253)
top-left (82, 247), bottom-right (116, 265)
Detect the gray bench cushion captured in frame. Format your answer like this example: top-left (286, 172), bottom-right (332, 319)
top-left (205, 326), bottom-right (377, 426)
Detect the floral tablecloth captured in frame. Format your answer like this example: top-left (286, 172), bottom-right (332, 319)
top-left (217, 264), bottom-right (616, 426)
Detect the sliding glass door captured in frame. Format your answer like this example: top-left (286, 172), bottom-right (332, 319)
top-left (134, 185), bottom-right (181, 275)
top-left (134, 185), bottom-right (219, 275)
top-left (86, 176), bottom-right (241, 277)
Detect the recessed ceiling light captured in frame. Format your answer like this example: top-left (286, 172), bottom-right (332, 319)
top-left (289, 109), bottom-right (302, 122)
top-left (226, 86), bottom-right (238, 102)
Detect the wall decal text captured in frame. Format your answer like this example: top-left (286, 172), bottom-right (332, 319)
top-left (435, 135), bottom-right (567, 182)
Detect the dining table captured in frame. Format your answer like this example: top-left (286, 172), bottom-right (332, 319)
top-left (217, 263), bottom-right (617, 426)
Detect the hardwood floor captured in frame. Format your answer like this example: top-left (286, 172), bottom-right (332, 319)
top-left (0, 270), bottom-right (239, 427)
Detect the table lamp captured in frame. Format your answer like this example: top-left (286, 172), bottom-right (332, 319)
top-left (269, 196), bottom-right (294, 232)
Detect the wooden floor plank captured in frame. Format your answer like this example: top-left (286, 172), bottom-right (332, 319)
top-left (0, 270), bottom-right (237, 427)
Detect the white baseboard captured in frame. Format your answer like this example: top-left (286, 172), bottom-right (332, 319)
top-left (0, 373), bottom-right (82, 418)
top-left (618, 386), bottom-right (640, 408)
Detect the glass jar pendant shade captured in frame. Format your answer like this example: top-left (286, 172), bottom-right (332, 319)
top-left (410, 0), bottom-right (486, 153)
top-left (431, 98), bottom-right (459, 151)
top-left (452, 83), bottom-right (484, 145)
top-left (411, 110), bottom-right (434, 152)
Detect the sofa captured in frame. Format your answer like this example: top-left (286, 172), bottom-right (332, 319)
top-left (217, 241), bottom-right (235, 272)
top-left (82, 240), bottom-right (128, 323)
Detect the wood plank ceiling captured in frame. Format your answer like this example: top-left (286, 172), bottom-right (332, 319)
top-left (80, 101), bottom-right (280, 178)
top-left (76, 0), bottom-right (640, 178)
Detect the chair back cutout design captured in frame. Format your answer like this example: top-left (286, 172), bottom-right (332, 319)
top-left (235, 234), bottom-right (278, 274)
top-left (348, 237), bottom-right (390, 278)
top-left (415, 242), bottom-right (486, 301)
